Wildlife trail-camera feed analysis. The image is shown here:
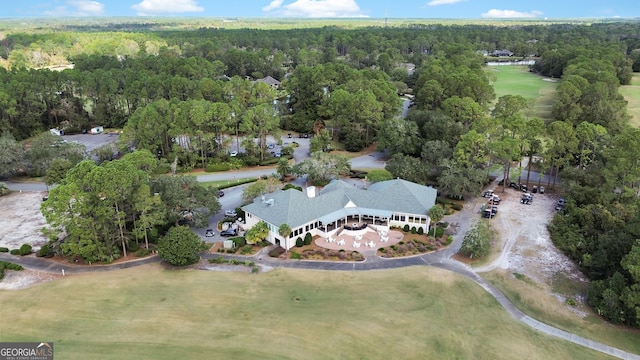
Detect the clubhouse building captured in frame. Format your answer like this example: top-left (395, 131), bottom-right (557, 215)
top-left (241, 179), bottom-right (438, 250)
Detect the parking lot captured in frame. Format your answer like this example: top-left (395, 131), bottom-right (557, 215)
top-left (61, 133), bottom-right (119, 153)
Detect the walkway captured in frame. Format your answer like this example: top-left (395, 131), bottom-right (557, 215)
top-left (1, 244), bottom-right (639, 359)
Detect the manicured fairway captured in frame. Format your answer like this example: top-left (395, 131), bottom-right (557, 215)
top-left (0, 264), bottom-right (607, 359)
top-left (620, 73), bottom-right (640, 127)
top-left (490, 65), bottom-right (558, 121)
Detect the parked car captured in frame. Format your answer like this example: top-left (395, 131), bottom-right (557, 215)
top-left (539, 186), bottom-right (545, 194)
top-left (556, 198), bottom-right (566, 211)
top-left (225, 209), bottom-right (237, 217)
top-left (287, 133), bottom-right (292, 138)
top-left (268, 143), bottom-right (275, 149)
top-left (218, 190), bottom-right (224, 197)
top-left (482, 208), bottom-right (493, 218)
top-left (532, 185), bottom-right (538, 193)
top-left (520, 184), bottom-right (528, 192)
top-left (230, 151), bottom-right (238, 157)
top-left (220, 228), bottom-right (237, 237)
top-left (482, 189), bottom-right (494, 198)
top-left (491, 205), bottom-right (499, 215)
top-left (205, 229), bottom-right (215, 237)
top-left (521, 193), bottom-right (533, 205)
top-left (489, 195), bottom-right (501, 204)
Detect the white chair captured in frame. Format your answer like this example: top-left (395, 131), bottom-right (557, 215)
top-left (355, 234), bottom-right (362, 241)
top-left (353, 241), bottom-right (360, 248)
top-left (337, 239), bottom-right (345, 246)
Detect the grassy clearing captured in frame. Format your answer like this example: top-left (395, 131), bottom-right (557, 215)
top-left (0, 264), bottom-right (608, 360)
top-left (490, 66), bottom-right (558, 121)
top-left (620, 73), bottom-right (640, 128)
top-left (483, 270), bottom-right (640, 355)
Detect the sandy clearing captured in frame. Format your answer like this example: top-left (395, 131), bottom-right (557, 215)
top-left (474, 184), bottom-right (589, 288)
top-left (0, 191), bottom-right (51, 250)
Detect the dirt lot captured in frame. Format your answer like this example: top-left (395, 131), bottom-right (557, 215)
top-left (0, 191), bottom-right (50, 251)
top-left (471, 184), bottom-right (589, 310)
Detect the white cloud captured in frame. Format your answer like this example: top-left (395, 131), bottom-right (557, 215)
top-left (43, 0), bottom-right (105, 16)
top-left (264, 0), bottom-right (367, 18)
top-left (427, 0), bottom-right (463, 6)
top-left (262, 0), bottom-right (284, 12)
top-left (132, 0), bottom-right (204, 16)
top-left (481, 9), bottom-right (543, 18)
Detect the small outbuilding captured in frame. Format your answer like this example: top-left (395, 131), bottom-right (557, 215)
top-left (90, 126), bottom-right (104, 135)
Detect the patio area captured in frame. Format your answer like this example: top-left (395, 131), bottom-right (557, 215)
top-left (315, 229), bottom-right (404, 252)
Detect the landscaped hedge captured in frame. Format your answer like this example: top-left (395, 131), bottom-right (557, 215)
top-left (18, 244), bottom-right (32, 256)
top-left (231, 236), bottom-right (247, 247)
top-left (205, 163), bottom-right (231, 172)
top-left (0, 260), bottom-right (24, 281)
top-left (435, 227), bottom-right (445, 238)
top-left (0, 247), bottom-right (8, 252)
top-left (452, 203), bottom-right (463, 211)
top-left (36, 244), bottom-right (53, 258)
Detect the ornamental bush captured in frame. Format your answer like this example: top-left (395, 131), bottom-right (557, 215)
top-left (304, 232), bottom-right (312, 245)
top-left (157, 226), bottom-right (202, 266)
top-left (417, 227), bottom-right (424, 235)
top-left (18, 244), bottom-right (32, 256)
top-left (403, 224), bottom-right (410, 232)
top-left (296, 237), bottom-right (303, 247)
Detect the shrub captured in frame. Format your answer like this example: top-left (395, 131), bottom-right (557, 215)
top-left (452, 203), bottom-right (463, 211)
top-left (282, 184), bottom-right (303, 192)
top-left (226, 248), bottom-right (235, 254)
top-left (428, 228), bottom-right (435, 236)
top-left (269, 247), bottom-right (285, 257)
top-left (290, 251), bottom-right (302, 260)
top-left (205, 163), bottom-right (231, 172)
top-left (128, 242), bottom-right (140, 252)
top-left (36, 244), bottom-right (53, 258)
top-left (304, 233), bottom-right (312, 245)
top-left (18, 244), bottom-right (32, 256)
top-left (241, 245), bottom-right (254, 255)
top-left (0, 247), bottom-right (8, 252)
top-left (435, 227), bottom-right (445, 238)
top-left (296, 237), bottom-right (303, 247)
top-left (135, 248), bottom-right (152, 257)
top-left (157, 226), bottom-right (202, 266)
top-left (445, 236), bottom-right (453, 245)
top-left (232, 237), bottom-right (247, 247)
top-left (411, 226), bottom-right (417, 234)
top-left (10, 249), bottom-right (19, 255)
top-left (403, 224), bottom-right (410, 232)
top-left (417, 227), bottom-right (424, 235)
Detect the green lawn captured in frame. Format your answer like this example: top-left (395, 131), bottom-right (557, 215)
top-left (490, 66), bottom-right (558, 121)
top-left (0, 264), bottom-right (609, 359)
top-left (199, 177), bottom-right (257, 188)
top-left (620, 73), bottom-right (640, 128)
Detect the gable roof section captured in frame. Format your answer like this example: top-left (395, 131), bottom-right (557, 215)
top-left (242, 179), bottom-right (437, 229)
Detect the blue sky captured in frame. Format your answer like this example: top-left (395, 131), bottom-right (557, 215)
top-left (3, 0), bottom-right (639, 19)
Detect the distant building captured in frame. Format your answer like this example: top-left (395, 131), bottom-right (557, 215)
top-left (254, 76), bottom-right (281, 90)
top-left (242, 179), bottom-right (437, 250)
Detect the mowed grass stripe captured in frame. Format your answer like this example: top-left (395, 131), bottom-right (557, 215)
top-left (0, 264), bottom-right (606, 359)
top-left (620, 73), bottom-right (640, 128)
top-left (490, 65), bottom-right (558, 121)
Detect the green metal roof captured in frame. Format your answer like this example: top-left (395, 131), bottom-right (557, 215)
top-left (242, 179), bottom-right (437, 229)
